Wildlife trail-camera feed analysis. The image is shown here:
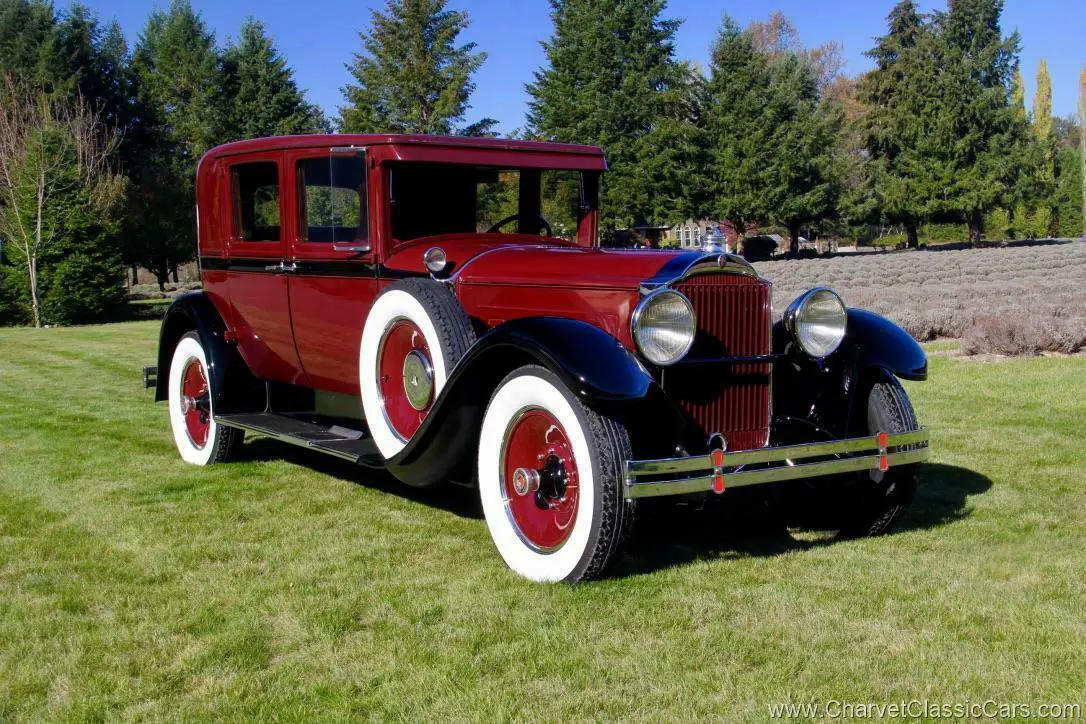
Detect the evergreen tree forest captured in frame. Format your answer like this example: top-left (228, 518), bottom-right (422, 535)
top-left (0, 0), bottom-right (1083, 327)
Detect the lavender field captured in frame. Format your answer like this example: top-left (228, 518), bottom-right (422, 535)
top-left (755, 242), bottom-right (1086, 356)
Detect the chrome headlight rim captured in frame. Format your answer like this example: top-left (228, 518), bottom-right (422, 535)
top-left (631, 288), bottom-right (696, 367)
top-left (784, 287), bottom-right (847, 359)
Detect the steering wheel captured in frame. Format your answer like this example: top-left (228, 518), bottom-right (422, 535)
top-left (486, 214), bottom-right (553, 237)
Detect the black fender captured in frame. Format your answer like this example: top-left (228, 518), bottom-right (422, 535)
top-left (386, 317), bottom-right (695, 487)
top-left (840, 309), bottom-right (927, 382)
top-left (771, 308), bottom-right (926, 442)
top-left (154, 292), bottom-right (263, 414)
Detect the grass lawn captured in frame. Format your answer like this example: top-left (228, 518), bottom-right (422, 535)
top-left (1, 322), bottom-right (1084, 720)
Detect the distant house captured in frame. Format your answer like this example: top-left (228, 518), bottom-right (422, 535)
top-left (662, 219), bottom-right (754, 251)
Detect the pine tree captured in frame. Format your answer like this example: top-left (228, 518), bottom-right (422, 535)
top-left (0, 0), bottom-right (57, 90)
top-left (928, 0), bottom-right (1029, 244)
top-left (221, 19), bottom-right (326, 141)
top-left (704, 14), bottom-right (840, 253)
top-left (339, 0), bottom-right (492, 136)
top-left (128, 0), bottom-right (221, 289)
top-left (527, 0), bottom-right (692, 231)
top-left (857, 0), bottom-right (932, 247)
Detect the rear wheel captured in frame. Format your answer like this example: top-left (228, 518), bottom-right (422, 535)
top-left (167, 332), bottom-right (243, 465)
top-left (477, 366), bottom-right (636, 582)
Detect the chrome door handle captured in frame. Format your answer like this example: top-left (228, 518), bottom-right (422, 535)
top-left (263, 262), bottom-right (299, 273)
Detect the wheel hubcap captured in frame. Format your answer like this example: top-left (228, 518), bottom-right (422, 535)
top-left (180, 358), bottom-right (211, 449)
top-left (502, 409), bottom-right (579, 551)
top-left (402, 349), bottom-right (434, 411)
top-left (378, 320), bottom-right (434, 440)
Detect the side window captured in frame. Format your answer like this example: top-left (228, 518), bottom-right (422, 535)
top-left (231, 162), bottom-right (280, 241)
top-left (297, 155), bottom-right (368, 243)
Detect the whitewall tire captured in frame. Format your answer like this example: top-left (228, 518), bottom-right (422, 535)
top-left (360, 279), bottom-right (475, 459)
top-left (167, 332), bottom-right (242, 465)
top-left (477, 366), bottom-right (636, 582)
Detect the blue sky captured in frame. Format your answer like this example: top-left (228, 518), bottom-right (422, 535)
top-left (79, 0), bottom-right (1084, 134)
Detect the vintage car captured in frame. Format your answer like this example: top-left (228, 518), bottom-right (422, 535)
top-left (144, 134), bottom-right (931, 582)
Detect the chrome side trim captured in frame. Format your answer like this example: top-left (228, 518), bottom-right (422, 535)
top-left (624, 428), bottom-right (931, 499)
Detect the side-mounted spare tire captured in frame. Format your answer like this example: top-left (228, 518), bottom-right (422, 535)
top-left (360, 278), bottom-right (476, 459)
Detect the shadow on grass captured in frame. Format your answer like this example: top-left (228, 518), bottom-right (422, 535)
top-left (239, 438), bottom-right (483, 521)
top-left (235, 439), bottom-right (991, 577)
top-left (614, 463), bottom-right (991, 578)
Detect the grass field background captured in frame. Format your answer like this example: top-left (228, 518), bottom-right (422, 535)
top-left (1, 322), bottom-right (1084, 720)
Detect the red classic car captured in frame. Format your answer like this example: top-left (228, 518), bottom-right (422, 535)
top-left (145, 134), bottom-right (930, 582)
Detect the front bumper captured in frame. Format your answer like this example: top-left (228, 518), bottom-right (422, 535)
top-left (624, 428), bottom-right (931, 499)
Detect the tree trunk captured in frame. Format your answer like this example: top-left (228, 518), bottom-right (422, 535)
top-left (905, 221), bottom-right (919, 248)
top-left (170, 265), bottom-right (179, 284)
top-left (154, 261), bottom-right (169, 293)
top-left (788, 223), bottom-right (800, 256)
top-left (130, 264), bottom-right (139, 287)
top-left (967, 210), bottom-right (983, 246)
top-left (28, 256), bottom-right (41, 329)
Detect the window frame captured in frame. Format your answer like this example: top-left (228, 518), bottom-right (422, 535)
top-left (224, 152), bottom-right (286, 260)
top-left (285, 147), bottom-right (375, 262)
top-left (295, 152), bottom-right (370, 245)
top-left (229, 160), bottom-right (283, 243)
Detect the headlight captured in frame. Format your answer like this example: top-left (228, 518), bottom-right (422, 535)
top-left (631, 289), bottom-right (696, 366)
top-left (784, 288), bottom-right (847, 358)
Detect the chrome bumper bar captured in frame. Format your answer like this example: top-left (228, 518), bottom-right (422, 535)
top-left (624, 428), bottom-right (931, 500)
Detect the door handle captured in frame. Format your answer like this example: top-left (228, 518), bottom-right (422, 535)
top-left (263, 262), bottom-right (300, 273)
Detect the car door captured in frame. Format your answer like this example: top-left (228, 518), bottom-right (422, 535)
top-left (223, 152), bottom-right (306, 385)
top-left (285, 147), bottom-right (380, 395)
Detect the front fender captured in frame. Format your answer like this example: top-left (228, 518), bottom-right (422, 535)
top-left (154, 292), bottom-right (262, 414)
top-left (386, 317), bottom-right (692, 487)
top-left (771, 308), bottom-right (927, 441)
top-left (840, 308), bottom-right (927, 381)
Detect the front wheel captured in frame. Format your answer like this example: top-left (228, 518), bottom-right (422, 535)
top-left (477, 366), bottom-right (636, 582)
top-left (838, 375), bottom-right (921, 537)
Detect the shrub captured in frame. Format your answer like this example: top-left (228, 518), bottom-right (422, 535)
top-left (0, 264), bottom-right (28, 326)
top-left (40, 253), bottom-right (126, 325)
top-left (921, 222), bottom-right (966, 243)
top-left (961, 314), bottom-right (1086, 356)
top-left (741, 235), bottom-right (778, 261)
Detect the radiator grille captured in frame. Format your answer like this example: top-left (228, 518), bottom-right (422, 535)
top-left (669, 273), bottom-right (772, 451)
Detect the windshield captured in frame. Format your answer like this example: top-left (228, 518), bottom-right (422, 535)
top-left (388, 163), bottom-right (583, 243)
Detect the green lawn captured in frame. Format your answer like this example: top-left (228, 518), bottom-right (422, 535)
top-left (1, 322), bottom-right (1083, 720)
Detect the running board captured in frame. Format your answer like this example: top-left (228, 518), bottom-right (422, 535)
top-left (216, 412), bottom-right (384, 467)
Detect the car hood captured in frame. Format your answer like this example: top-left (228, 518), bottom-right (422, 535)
top-left (383, 234), bottom-right (719, 290)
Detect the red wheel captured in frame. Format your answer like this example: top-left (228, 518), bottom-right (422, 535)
top-left (167, 332), bottom-right (243, 465)
top-left (502, 409), bottom-right (580, 551)
top-left (376, 319), bottom-right (435, 440)
top-left (360, 279), bottom-right (476, 459)
top-left (478, 366), bottom-right (637, 582)
top-left (179, 357), bottom-right (211, 449)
